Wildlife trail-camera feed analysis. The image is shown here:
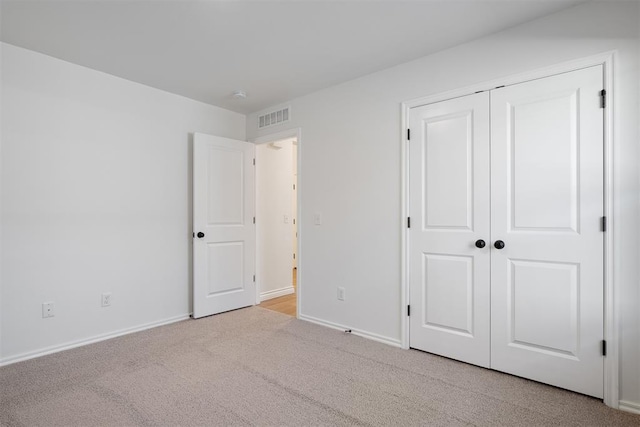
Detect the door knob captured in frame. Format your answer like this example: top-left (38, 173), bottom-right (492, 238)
top-left (494, 240), bottom-right (505, 249)
top-left (475, 239), bottom-right (486, 248)
top-left (197, 232), bottom-right (205, 238)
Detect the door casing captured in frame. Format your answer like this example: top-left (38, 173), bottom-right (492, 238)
top-left (401, 51), bottom-right (617, 407)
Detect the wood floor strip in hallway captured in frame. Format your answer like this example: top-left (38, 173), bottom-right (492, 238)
top-left (260, 268), bottom-right (297, 317)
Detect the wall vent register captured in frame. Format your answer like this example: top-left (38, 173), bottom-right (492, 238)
top-left (258, 106), bottom-right (291, 129)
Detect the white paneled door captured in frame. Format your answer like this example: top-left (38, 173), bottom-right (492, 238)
top-left (490, 66), bottom-right (604, 398)
top-left (409, 65), bottom-right (604, 398)
top-left (409, 92), bottom-right (491, 367)
top-left (193, 133), bottom-right (256, 319)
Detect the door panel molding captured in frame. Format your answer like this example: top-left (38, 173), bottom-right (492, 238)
top-left (401, 51), bottom-right (617, 407)
top-left (422, 253), bottom-right (475, 336)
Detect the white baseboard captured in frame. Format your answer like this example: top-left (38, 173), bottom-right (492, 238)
top-left (298, 313), bottom-right (402, 348)
top-left (0, 313), bottom-right (191, 367)
top-left (260, 286), bottom-right (294, 302)
top-left (619, 400), bottom-right (640, 415)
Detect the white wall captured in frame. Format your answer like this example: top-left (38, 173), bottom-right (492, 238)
top-left (256, 139), bottom-right (295, 299)
top-left (247, 1), bottom-right (640, 407)
top-left (0, 43), bottom-right (246, 363)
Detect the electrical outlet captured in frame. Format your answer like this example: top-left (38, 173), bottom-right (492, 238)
top-left (42, 302), bottom-right (55, 318)
top-left (101, 293), bottom-right (112, 307)
top-left (314, 212), bottom-right (323, 225)
top-left (337, 287), bottom-right (345, 301)
top-left (283, 215), bottom-right (289, 224)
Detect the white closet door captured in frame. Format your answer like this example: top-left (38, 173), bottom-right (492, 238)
top-left (490, 66), bottom-right (604, 397)
top-left (193, 133), bottom-right (256, 319)
top-left (409, 92), bottom-right (491, 367)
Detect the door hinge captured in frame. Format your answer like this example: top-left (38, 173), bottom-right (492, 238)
top-left (602, 340), bottom-right (607, 356)
top-left (253, 158), bottom-right (256, 165)
top-left (253, 216), bottom-right (256, 224)
top-left (601, 216), bottom-right (607, 232)
top-left (293, 184), bottom-right (296, 190)
top-left (407, 305), bottom-right (411, 316)
top-left (407, 129), bottom-right (410, 140)
top-left (293, 218), bottom-right (295, 225)
top-left (407, 217), bottom-right (411, 228)
top-left (600, 89), bottom-right (606, 108)
top-left (253, 274), bottom-right (256, 282)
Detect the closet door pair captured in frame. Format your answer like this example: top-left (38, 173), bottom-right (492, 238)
top-left (408, 66), bottom-right (604, 398)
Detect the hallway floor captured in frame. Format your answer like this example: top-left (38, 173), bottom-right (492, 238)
top-left (259, 268), bottom-right (297, 317)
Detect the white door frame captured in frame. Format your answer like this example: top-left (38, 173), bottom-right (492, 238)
top-left (400, 51), bottom-right (618, 407)
top-left (253, 128), bottom-right (303, 318)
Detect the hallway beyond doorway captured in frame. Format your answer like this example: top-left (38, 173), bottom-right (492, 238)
top-left (260, 268), bottom-right (297, 317)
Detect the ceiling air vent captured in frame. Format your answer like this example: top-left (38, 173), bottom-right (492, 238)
top-left (258, 106), bottom-right (290, 129)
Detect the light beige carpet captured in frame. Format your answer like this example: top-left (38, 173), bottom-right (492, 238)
top-left (1, 307), bottom-right (638, 426)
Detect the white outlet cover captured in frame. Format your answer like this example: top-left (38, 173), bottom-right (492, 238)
top-left (314, 212), bottom-right (322, 225)
top-left (42, 302), bottom-right (55, 318)
top-left (337, 287), bottom-right (345, 301)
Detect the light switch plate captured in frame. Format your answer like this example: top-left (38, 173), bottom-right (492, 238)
top-left (101, 293), bottom-right (112, 307)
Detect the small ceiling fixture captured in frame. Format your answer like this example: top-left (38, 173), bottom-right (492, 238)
top-left (232, 90), bottom-right (247, 100)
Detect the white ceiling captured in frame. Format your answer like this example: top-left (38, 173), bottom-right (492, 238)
top-left (1, 0), bottom-right (586, 114)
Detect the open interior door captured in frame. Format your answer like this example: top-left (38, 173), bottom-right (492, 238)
top-left (193, 133), bottom-right (255, 318)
